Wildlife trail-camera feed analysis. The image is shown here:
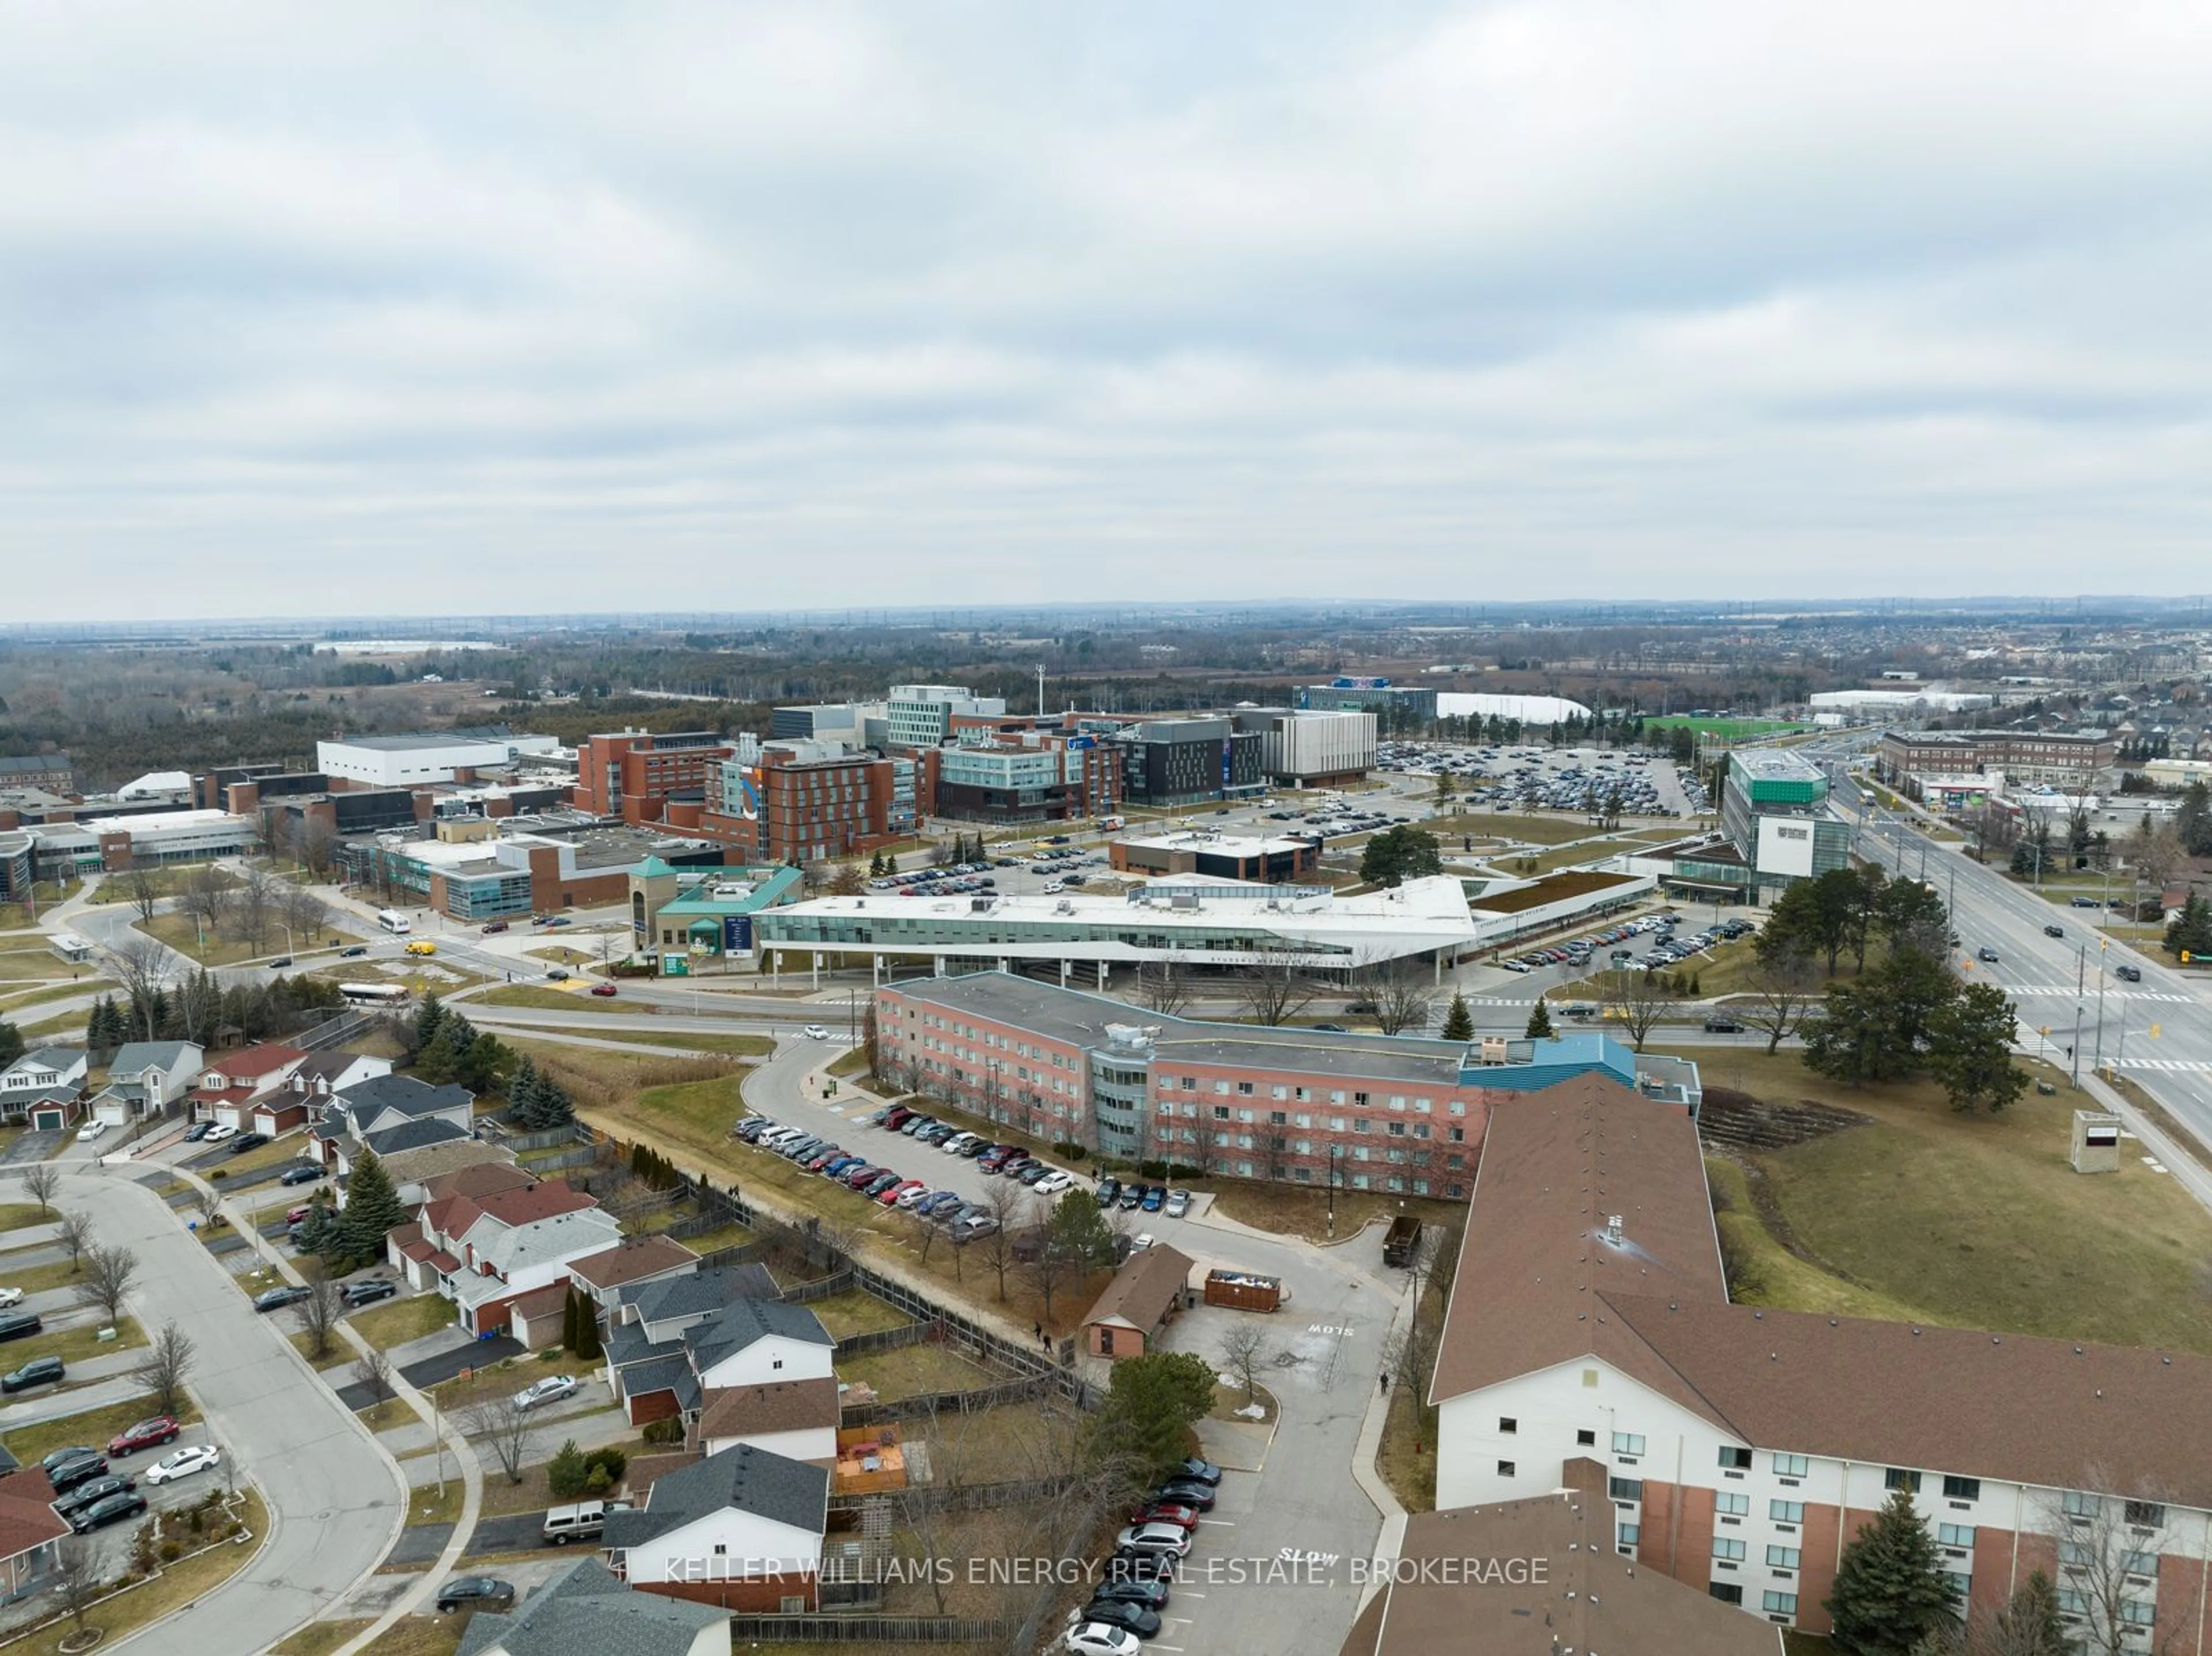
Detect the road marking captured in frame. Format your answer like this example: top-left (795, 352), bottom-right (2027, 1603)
top-left (1308, 1324), bottom-right (1354, 1336)
top-left (1197, 1517), bottom-right (1237, 1527)
top-left (1177, 1591), bottom-right (1206, 1599)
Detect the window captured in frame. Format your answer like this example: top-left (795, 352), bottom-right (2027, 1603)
top-left (1766, 1545), bottom-right (1800, 1569)
top-left (2123, 1600), bottom-right (2156, 1627)
top-left (1496, 1460), bottom-right (1516, 1477)
top-left (1353, 1092), bottom-right (1369, 1108)
top-left (2059, 1541), bottom-right (2093, 1567)
top-left (1612, 1432), bottom-right (1646, 1456)
top-left (1577, 1429), bottom-right (1597, 1447)
top-left (1718, 1446), bottom-right (1752, 1471)
top-left (1617, 1522), bottom-right (1640, 1550)
top-left (1941, 1475), bottom-right (1980, 1502)
top-left (1938, 1524), bottom-right (1975, 1549)
top-left (1770, 1500), bottom-right (1804, 1524)
top-left (1944, 1572), bottom-right (1971, 1598)
top-left (1772, 1454), bottom-right (1809, 1477)
top-left (1716, 1493), bottom-right (1749, 1517)
top-left (1237, 1081), bottom-right (1253, 1096)
top-left (1713, 1538), bottom-right (1747, 1562)
top-left (2124, 1551), bottom-right (2160, 1578)
top-left (2062, 1491), bottom-right (2101, 1519)
top-left (1710, 1583), bottom-right (1744, 1605)
top-left (1498, 1418), bottom-right (1518, 1435)
top-left (1762, 1591), bottom-right (1798, 1615)
top-left (2125, 1500), bottom-right (2166, 1528)
top-left (1608, 1477), bottom-right (1642, 1503)
top-left (1884, 1468), bottom-right (1921, 1494)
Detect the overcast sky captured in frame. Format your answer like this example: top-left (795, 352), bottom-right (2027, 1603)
top-left (3, 1), bottom-right (2207, 622)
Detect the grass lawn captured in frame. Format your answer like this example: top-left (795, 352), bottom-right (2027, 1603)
top-left (208, 1134), bottom-right (320, 1180)
top-left (0, 948), bottom-right (69, 983)
top-left (1375, 1378), bottom-right (1435, 1513)
top-left (4, 1396), bottom-right (203, 1466)
top-left (357, 1397), bottom-right (415, 1431)
top-left (512, 1041), bottom-right (747, 1111)
top-left (274, 1616), bottom-right (460, 1656)
top-left (287, 1331), bottom-right (357, 1371)
top-left (531, 1029), bottom-right (772, 1059)
top-left (658, 1219), bottom-right (752, 1253)
top-left (0, 1203), bottom-right (54, 1236)
top-left (1209, 1380), bottom-right (1277, 1424)
top-left (16, 1313), bottom-right (147, 1370)
top-left (424, 1356), bottom-right (536, 1412)
top-left (836, 1340), bottom-right (1000, 1401)
top-left (477, 1460), bottom-right (562, 1516)
top-left (16, 1009), bottom-right (92, 1041)
top-left (1200, 1183), bottom-right (1464, 1247)
top-left (806, 1287), bottom-right (915, 1340)
top-left (475, 984), bottom-right (606, 1012)
top-left (1666, 1047), bottom-right (2212, 1354)
top-left (140, 910), bottom-right (262, 968)
top-left (0, 1251), bottom-right (96, 1298)
top-left (406, 1479), bottom-right (465, 1526)
top-left (1428, 811), bottom-right (1607, 845)
top-left (349, 1293), bottom-right (457, 1348)
top-left (3, 1490), bottom-right (266, 1656)
top-left (0, 979), bottom-right (111, 1015)
top-left (827, 1046), bottom-right (873, 1078)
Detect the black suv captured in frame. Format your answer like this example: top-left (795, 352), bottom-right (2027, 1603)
top-left (54, 1474), bottom-right (136, 1519)
top-left (342, 1278), bottom-right (399, 1309)
top-left (47, 1452), bottom-right (109, 1492)
top-left (2, 1355), bottom-right (65, 1394)
top-left (70, 1490), bottom-right (148, 1534)
top-left (2116, 965), bottom-right (2143, 983)
top-left (229, 1132), bottom-right (271, 1153)
top-left (255, 1284), bottom-right (313, 1313)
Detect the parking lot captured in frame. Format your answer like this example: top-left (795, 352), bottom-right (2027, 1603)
top-left (1377, 739), bottom-right (1706, 819)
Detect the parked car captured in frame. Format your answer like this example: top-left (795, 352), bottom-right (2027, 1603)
top-left (514, 1374), bottom-right (579, 1412)
top-left (279, 1162), bottom-right (326, 1186)
top-left (1077, 1600), bottom-right (1162, 1639)
top-left (0, 1289), bottom-right (19, 1310)
top-left (342, 1278), bottom-right (399, 1309)
top-left (1128, 1501), bottom-right (1201, 1531)
top-left (1156, 1479), bottom-right (1217, 1510)
top-left (183, 1122), bottom-right (214, 1142)
top-left (255, 1284), bottom-right (312, 1313)
top-left (1095, 1178), bottom-right (1122, 1208)
top-left (2, 1356), bottom-right (65, 1394)
top-left (229, 1132), bottom-right (271, 1153)
top-left (862, 1170), bottom-right (904, 1198)
top-left (1164, 1189), bottom-right (1191, 1218)
top-left (47, 1452), bottom-right (107, 1491)
top-left (145, 1445), bottom-right (222, 1486)
top-left (75, 1121), bottom-right (108, 1143)
top-left (1115, 1522), bottom-right (1193, 1557)
top-left (338, 945), bottom-right (369, 958)
top-left (435, 1577), bottom-right (517, 1615)
top-left (1089, 1575), bottom-right (1171, 1611)
top-left (201, 1124), bottom-right (235, 1146)
top-left (70, 1490), bottom-right (149, 1534)
top-left (40, 1447), bottom-right (96, 1474)
top-left (1141, 1186), bottom-right (1165, 1213)
top-left (540, 1500), bottom-right (622, 1546)
top-left (54, 1474), bottom-right (137, 1520)
top-left (590, 983), bottom-right (618, 998)
top-left (880, 1178), bottom-right (925, 1207)
top-left (1118, 1183), bottom-right (1147, 1211)
top-left (1103, 1548), bottom-right (1179, 1582)
top-left (108, 1416), bottom-right (181, 1457)
top-left (1172, 1456), bottom-right (1223, 1486)
top-left (1063, 1624), bottom-right (1142, 1656)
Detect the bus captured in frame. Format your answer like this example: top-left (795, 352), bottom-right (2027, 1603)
top-left (336, 982), bottom-right (411, 1009)
top-left (50, 933), bottom-right (94, 965)
top-left (375, 909), bottom-right (412, 934)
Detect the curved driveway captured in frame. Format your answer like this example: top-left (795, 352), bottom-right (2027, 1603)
top-left (33, 1166), bottom-right (404, 1654)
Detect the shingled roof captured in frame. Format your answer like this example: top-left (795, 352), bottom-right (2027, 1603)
top-left (605, 1442), bottom-right (828, 1548)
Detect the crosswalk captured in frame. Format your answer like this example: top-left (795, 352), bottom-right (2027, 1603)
top-left (2005, 985), bottom-right (2194, 1003)
top-left (2114, 1058), bottom-right (2212, 1073)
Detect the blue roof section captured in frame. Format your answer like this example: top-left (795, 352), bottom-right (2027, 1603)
top-left (1459, 1032), bottom-right (1638, 1093)
top-left (654, 863), bottom-right (805, 915)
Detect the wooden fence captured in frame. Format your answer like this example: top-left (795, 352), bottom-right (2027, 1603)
top-left (725, 1616), bottom-right (1009, 1644)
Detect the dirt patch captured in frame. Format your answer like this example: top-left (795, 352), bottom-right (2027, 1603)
top-left (1696, 1087), bottom-right (1872, 1152)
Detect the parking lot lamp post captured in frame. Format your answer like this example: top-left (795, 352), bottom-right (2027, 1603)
top-left (1326, 1143), bottom-right (1339, 1238)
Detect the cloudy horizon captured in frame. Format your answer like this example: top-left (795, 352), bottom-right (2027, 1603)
top-left (3, 1), bottom-right (2207, 622)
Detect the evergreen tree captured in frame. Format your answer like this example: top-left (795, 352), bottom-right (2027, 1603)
top-left (0, 1020), bottom-right (22, 1070)
top-left (410, 993), bottom-right (446, 1054)
top-left (339, 1148), bottom-right (408, 1261)
top-left (2166, 891), bottom-right (2212, 961)
top-left (868, 851), bottom-right (884, 877)
top-left (884, 854), bottom-right (898, 876)
top-left (509, 1055), bottom-right (543, 1120)
top-left (560, 1286), bottom-right (579, 1352)
top-left (573, 1290), bottom-right (603, 1360)
top-left (296, 1195), bottom-right (340, 1258)
top-left (1825, 1488), bottom-right (1955, 1655)
top-left (528, 1071), bottom-right (575, 1130)
top-left (1524, 996), bottom-right (1554, 1040)
top-left (1440, 993), bottom-right (1474, 1044)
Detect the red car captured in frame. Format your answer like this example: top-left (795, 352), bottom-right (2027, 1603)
top-left (480, 921), bottom-right (509, 935)
top-left (1127, 1502), bottom-right (1201, 1532)
top-left (590, 983), bottom-right (618, 998)
top-left (878, 1178), bottom-right (924, 1207)
top-left (107, 1416), bottom-right (180, 1457)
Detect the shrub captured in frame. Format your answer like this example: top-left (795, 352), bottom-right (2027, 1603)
top-left (1051, 1140), bottom-right (1088, 1162)
top-left (159, 1541), bottom-right (182, 1562)
top-left (187, 1510), bottom-right (204, 1535)
top-left (642, 1417), bottom-right (685, 1445)
top-left (209, 1169), bottom-right (227, 1181)
top-left (588, 1447), bottom-right (626, 1482)
top-left (547, 1439), bottom-right (589, 1499)
top-left (584, 1464), bottom-right (612, 1494)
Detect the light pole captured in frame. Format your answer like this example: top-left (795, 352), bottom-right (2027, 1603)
top-left (1326, 1142), bottom-right (1339, 1238)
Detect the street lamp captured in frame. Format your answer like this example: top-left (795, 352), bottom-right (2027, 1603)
top-left (1326, 1142), bottom-right (1339, 1237)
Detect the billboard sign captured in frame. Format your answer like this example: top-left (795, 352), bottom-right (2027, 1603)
top-left (722, 915), bottom-right (753, 953)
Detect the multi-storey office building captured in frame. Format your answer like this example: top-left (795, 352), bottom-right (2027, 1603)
top-left (1233, 707), bottom-right (1377, 786)
top-left (1708, 748), bottom-right (1853, 900)
top-left (1431, 1077), bottom-right (2212, 1645)
top-left (1877, 728), bottom-right (2116, 790)
top-left (870, 969), bottom-right (1698, 1181)
top-left (884, 684), bottom-right (1006, 751)
top-left (929, 734), bottom-right (1119, 825)
top-left (1297, 679), bottom-right (1439, 729)
top-left (1112, 717), bottom-right (1264, 805)
top-left (699, 741), bottom-right (895, 864)
top-left (574, 730), bottom-right (733, 823)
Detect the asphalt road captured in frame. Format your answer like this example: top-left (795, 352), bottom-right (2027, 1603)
top-left (737, 1039), bottom-right (1402, 1656)
top-left (1841, 783), bottom-right (2212, 1151)
top-left (32, 1166), bottom-right (404, 1653)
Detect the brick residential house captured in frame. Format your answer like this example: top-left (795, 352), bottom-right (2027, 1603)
top-left (605, 1443), bottom-right (828, 1612)
top-left (187, 1043), bottom-right (307, 1129)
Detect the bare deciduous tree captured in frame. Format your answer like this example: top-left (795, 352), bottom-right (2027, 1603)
top-left (230, 865), bottom-right (277, 952)
top-left (895, 1397), bottom-right (972, 1614)
top-left (76, 1243), bottom-right (139, 1325)
top-left (19, 1164), bottom-right (59, 1219)
top-left (2045, 1473), bottom-right (2198, 1656)
top-left (192, 1181), bottom-right (227, 1231)
top-left (125, 867), bottom-right (161, 924)
top-left (976, 1180), bottom-right (1023, 1301)
top-left (460, 1399), bottom-right (534, 1484)
top-left (180, 863), bottom-right (231, 935)
top-left (56, 1211), bottom-right (94, 1272)
top-left (1236, 961), bottom-right (1315, 1027)
top-left (1741, 945), bottom-right (1820, 1055)
top-left (1601, 965), bottom-right (1674, 1052)
top-left (1358, 957), bottom-right (1437, 1036)
top-left (105, 935), bottom-right (172, 1040)
top-left (51, 1536), bottom-right (101, 1637)
top-left (1134, 960), bottom-right (1194, 1017)
top-left (135, 1322), bottom-right (196, 1416)
top-left (1217, 1323), bottom-right (1268, 1400)
top-left (298, 816), bottom-right (341, 880)
top-left (282, 883), bottom-right (329, 947)
top-left (353, 1344), bottom-right (397, 1412)
top-left (290, 1264), bottom-right (344, 1361)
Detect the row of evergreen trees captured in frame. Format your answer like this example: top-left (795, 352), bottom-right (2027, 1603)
top-left (507, 1055), bottom-right (577, 1131)
top-left (628, 1142), bottom-right (684, 1190)
top-left (407, 996), bottom-right (508, 1092)
top-left (86, 972), bottom-right (343, 1052)
top-left (291, 1145), bottom-right (409, 1270)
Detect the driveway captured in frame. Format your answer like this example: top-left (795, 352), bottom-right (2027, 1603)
top-left (399, 1334), bottom-right (525, 1389)
top-left (43, 1166), bottom-right (406, 1653)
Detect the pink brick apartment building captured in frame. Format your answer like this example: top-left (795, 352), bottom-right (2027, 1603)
top-left (870, 971), bottom-right (1700, 1197)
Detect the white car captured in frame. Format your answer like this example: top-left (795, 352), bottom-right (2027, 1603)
top-left (146, 1445), bottom-right (222, 1485)
top-left (513, 1374), bottom-right (579, 1412)
top-left (941, 1132), bottom-right (978, 1156)
top-left (802, 1024), bottom-right (831, 1041)
top-left (75, 1121), bottom-right (109, 1143)
top-left (1065, 1624), bottom-right (1141, 1656)
top-left (1033, 1171), bottom-right (1075, 1196)
top-left (1115, 1522), bottom-right (1192, 1556)
top-left (1043, 882), bottom-right (1065, 895)
top-left (204, 1124), bottom-right (238, 1142)
top-left (0, 1288), bottom-right (22, 1309)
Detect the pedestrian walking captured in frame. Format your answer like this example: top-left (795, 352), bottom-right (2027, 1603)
top-left (1378, 1371), bottom-right (1389, 1395)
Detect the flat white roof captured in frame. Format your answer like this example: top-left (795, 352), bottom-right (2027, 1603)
top-left (1115, 829), bottom-right (1313, 857)
top-left (79, 808), bottom-right (238, 834)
